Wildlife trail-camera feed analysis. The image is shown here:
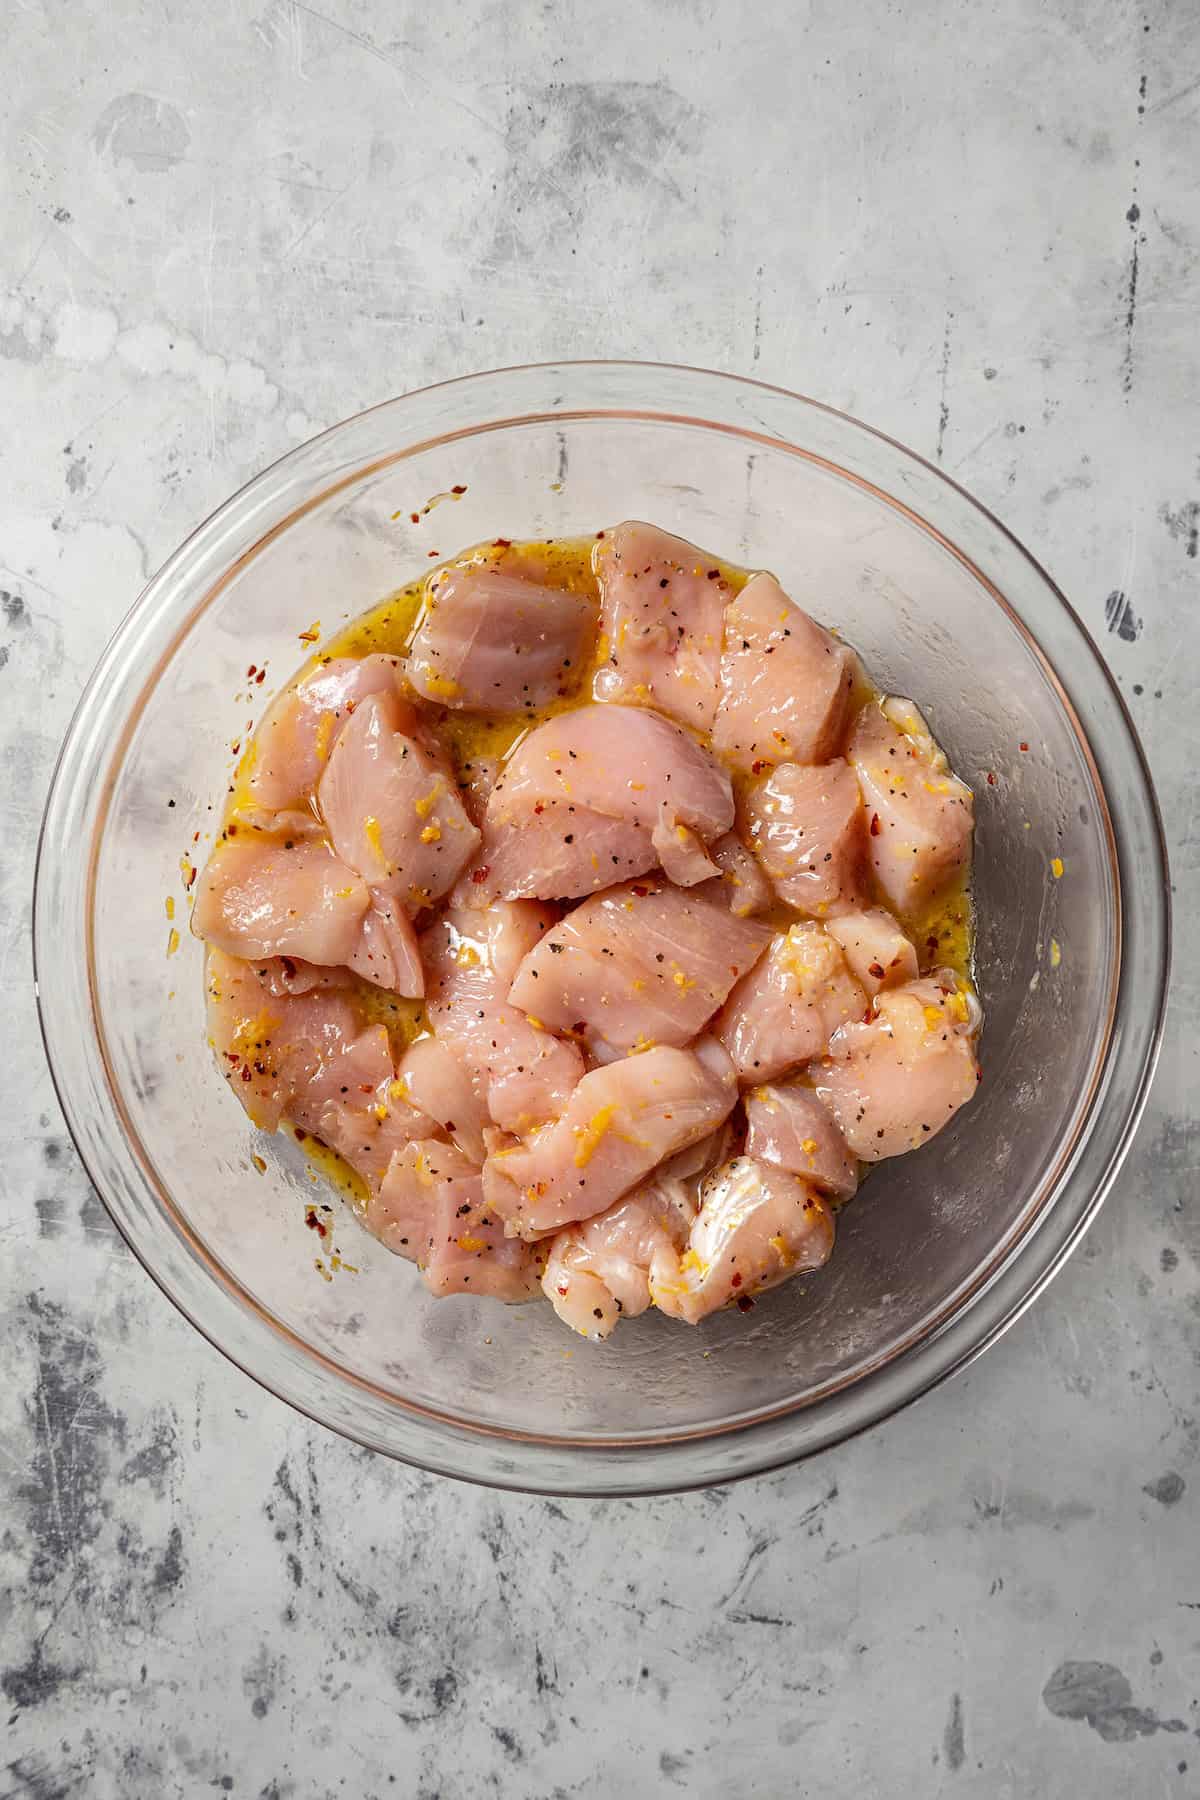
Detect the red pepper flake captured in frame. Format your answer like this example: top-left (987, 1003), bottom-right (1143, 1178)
top-left (1019, 741), bottom-right (1029, 752)
top-left (305, 1206), bottom-right (328, 1239)
top-left (240, 1066), bottom-right (252, 1082)
top-left (410, 511), bottom-right (421, 524)
top-left (427, 549), bottom-right (440, 558)
top-left (182, 862), bottom-right (197, 889)
top-left (870, 813), bottom-right (881, 837)
top-left (750, 759), bottom-right (767, 775)
top-left (294, 1128), bottom-right (307, 1142)
top-left (533, 802), bottom-right (545, 814)
top-left (595, 530), bottom-right (606, 539)
top-left (631, 884), bottom-right (649, 897)
top-left (280, 956), bottom-right (297, 979)
top-left (736, 1294), bottom-right (755, 1313)
top-left (451, 484), bottom-right (467, 495)
top-left (731, 1270), bottom-right (742, 1289)
top-left (246, 664), bottom-right (257, 678)
top-left (471, 864), bottom-right (491, 885)
top-left (868, 961), bottom-right (885, 979)
top-left (493, 537), bottom-right (512, 548)
top-left (986, 771), bottom-right (996, 785)
top-left (230, 740), bottom-right (240, 755)
top-left (255, 668), bottom-right (266, 684)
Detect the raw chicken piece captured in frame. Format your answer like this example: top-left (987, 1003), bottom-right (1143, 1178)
top-left (407, 563), bottom-right (594, 713)
top-left (651, 1156), bottom-right (835, 1323)
top-left (711, 573), bottom-right (857, 772)
top-left (814, 976), bottom-right (981, 1160)
top-left (743, 759), bottom-right (866, 916)
top-left (347, 891), bottom-right (424, 996)
top-left (245, 654), bottom-right (403, 809)
top-left (651, 806), bottom-right (722, 887)
top-left (205, 949), bottom-right (362, 1132)
top-left (483, 704), bottom-right (733, 901)
top-left (482, 1038), bottom-right (738, 1240)
top-left (849, 700), bottom-right (974, 918)
top-left (699, 832), bottom-right (775, 918)
top-left (540, 1129), bottom-right (728, 1338)
top-left (479, 808), bottom-right (661, 901)
top-left (744, 1082), bottom-right (859, 1201)
top-left (251, 957), bottom-right (355, 997)
top-left (592, 520), bottom-right (728, 730)
top-left (370, 1140), bottom-right (540, 1301)
top-left (192, 835), bottom-right (368, 966)
top-left (422, 901), bottom-right (585, 1134)
top-left (455, 754), bottom-right (503, 828)
top-left (507, 879), bottom-right (771, 1061)
top-left (394, 1034), bottom-right (490, 1162)
top-left (541, 1184), bottom-right (692, 1340)
top-left (825, 906), bottom-right (919, 995)
top-left (318, 691), bottom-right (481, 914)
top-left (716, 922), bottom-right (867, 1083)
top-left (292, 1020), bottom-right (436, 1192)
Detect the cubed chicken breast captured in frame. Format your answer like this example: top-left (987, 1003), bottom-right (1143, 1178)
top-left (346, 891), bottom-right (424, 996)
top-left (192, 835), bottom-right (369, 967)
top-left (482, 1038), bottom-right (738, 1240)
top-left (742, 759), bottom-right (866, 916)
top-left (592, 520), bottom-right (728, 730)
top-left (205, 949), bottom-right (363, 1132)
top-left (814, 976), bottom-right (981, 1160)
top-left (407, 563), bottom-right (595, 713)
top-left (540, 1129), bottom-right (727, 1338)
top-left (483, 704), bottom-right (734, 901)
top-left (292, 1020), bottom-right (437, 1192)
top-left (825, 906), bottom-right (919, 995)
top-left (743, 1082), bottom-right (859, 1201)
top-left (651, 1156), bottom-right (835, 1324)
top-left (251, 957), bottom-right (355, 997)
top-left (394, 1034), bottom-right (490, 1163)
top-left (245, 654), bottom-right (403, 809)
top-left (477, 807), bottom-right (662, 902)
top-left (318, 691), bottom-right (481, 914)
top-left (716, 922), bottom-right (867, 1083)
top-left (370, 1139), bottom-right (540, 1302)
top-left (507, 879), bottom-right (771, 1061)
top-left (422, 901), bottom-right (585, 1134)
top-left (699, 832), bottom-right (776, 918)
top-left (541, 1184), bottom-right (693, 1340)
top-left (711, 573), bottom-right (857, 772)
top-left (849, 700), bottom-right (974, 918)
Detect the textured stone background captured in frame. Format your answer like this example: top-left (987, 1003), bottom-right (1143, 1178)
top-left (2, 2), bottom-right (1197, 1795)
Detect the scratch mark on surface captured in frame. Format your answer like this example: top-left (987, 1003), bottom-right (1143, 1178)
top-left (935, 309), bottom-right (953, 461)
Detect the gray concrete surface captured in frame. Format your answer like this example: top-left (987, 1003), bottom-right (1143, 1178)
top-left (2, 1), bottom-right (1197, 1794)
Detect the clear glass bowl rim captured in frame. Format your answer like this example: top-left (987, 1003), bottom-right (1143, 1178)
top-left (33, 360), bottom-right (1171, 1495)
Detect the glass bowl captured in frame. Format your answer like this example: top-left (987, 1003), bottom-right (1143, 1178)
top-left (34, 362), bottom-right (1169, 1495)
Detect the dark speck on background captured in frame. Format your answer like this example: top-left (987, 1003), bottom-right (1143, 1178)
top-left (1104, 589), bottom-right (1142, 641)
top-left (1043, 1661), bottom-right (1188, 1741)
top-left (943, 1692), bottom-right (965, 1770)
top-left (1143, 1471), bottom-right (1186, 1506)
